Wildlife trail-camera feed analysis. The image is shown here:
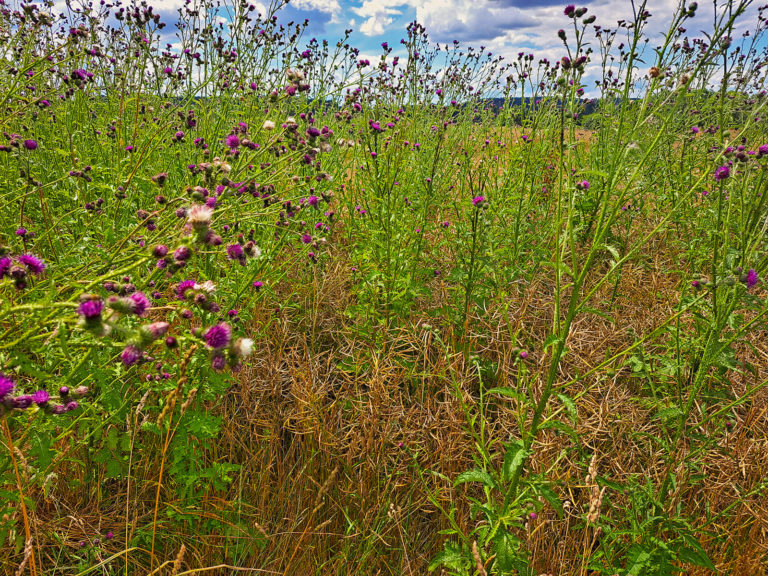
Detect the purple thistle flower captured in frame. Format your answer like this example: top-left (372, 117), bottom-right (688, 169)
top-left (32, 390), bottom-right (50, 405)
top-left (472, 195), bottom-right (486, 207)
top-left (758, 144), bottom-right (768, 158)
top-left (211, 353), bottom-right (227, 371)
top-left (152, 245), bottom-right (169, 258)
top-left (142, 321), bottom-right (170, 341)
top-left (121, 345), bottom-right (142, 366)
top-left (174, 246), bottom-right (192, 262)
top-left (0, 257), bottom-right (11, 279)
top-left (77, 299), bottom-right (104, 320)
top-left (23, 139), bottom-right (38, 150)
top-left (203, 323), bottom-right (232, 350)
top-left (301, 233), bottom-right (312, 244)
top-left (225, 134), bottom-right (240, 149)
top-left (226, 244), bottom-right (245, 261)
top-left (564, 4), bottom-right (576, 17)
top-left (714, 165), bottom-right (730, 182)
top-left (14, 395), bottom-right (33, 409)
top-left (15, 228), bottom-right (27, 236)
top-left (746, 269), bottom-right (759, 289)
top-left (18, 254), bottom-right (45, 275)
top-left (129, 292), bottom-right (150, 316)
top-left (176, 280), bottom-right (196, 300)
top-left (253, 280), bottom-right (263, 289)
top-left (0, 375), bottom-right (15, 398)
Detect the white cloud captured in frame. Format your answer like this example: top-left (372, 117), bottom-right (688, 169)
top-left (291, 0), bottom-right (342, 14)
top-left (352, 0), bottom-right (409, 36)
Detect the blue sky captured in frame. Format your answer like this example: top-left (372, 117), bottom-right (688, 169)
top-left (145, 0), bottom-right (767, 88)
top-left (270, 0), bottom-right (767, 63)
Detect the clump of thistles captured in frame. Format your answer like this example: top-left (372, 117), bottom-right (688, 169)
top-left (202, 323), bottom-right (253, 371)
top-left (0, 373), bottom-right (86, 415)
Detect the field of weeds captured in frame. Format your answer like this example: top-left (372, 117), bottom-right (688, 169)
top-left (1, 0), bottom-right (767, 574)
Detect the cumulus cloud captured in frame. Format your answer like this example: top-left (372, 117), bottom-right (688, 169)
top-left (291, 0), bottom-right (343, 15)
top-left (352, 0), bottom-right (409, 36)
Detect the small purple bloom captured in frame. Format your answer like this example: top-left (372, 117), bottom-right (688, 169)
top-left (32, 390), bottom-right (50, 405)
top-left (203, 323), bottom-right (232, 350)
top-left (176, 279), bottom-right (196, 300)
top-left (0, 375), bottom-right (15, 398)
top-left (18, 254), bottom-right (45, 275)
top-left (129, 292), bottom-right (150, 316)
top-left (23, 139), bottom-right (38, 150)
top-left (225, 134), bottom-right (240, 149)
top-left (121, 345), bottom-right (142, 366)
top-left (226, 244), bottom-right (244, 261)
top-left (77, 299), bottom-right (104, 320)
top-left (15, 228), bottom-right (27, 236)
top-left (472, 195), bottom-right (486, 207)
top-left (714, 165), bottom-right (730, 182)
top-left (746, 269), bottom-right (759, 289)
top-left (253, 280), bottom-right (263, 289)
top-left (0, 257), bottom-right (12, 279)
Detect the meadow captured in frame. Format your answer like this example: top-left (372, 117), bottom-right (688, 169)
top-left (1, 0), bottom-right (767, 574)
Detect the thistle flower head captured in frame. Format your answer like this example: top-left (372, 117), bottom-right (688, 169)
top-left (18, 254), bottom-right (45, 275)
top-left (187, 204), bottom-right (213, 230)
top-left (129, 292), bottom-right (150, 316)
top-left (232, 337), bottom-right (254, 358)
top-left (32, 390), bottom-right (50, 405)
top-left (203, 323), bottom-right (232, 350)
top-left (227, 244), bottom-right (245, 261)
top-left (77, 298), bottom-right (104, 320)
top-left (176, 279), bottom-right (196, 300)
top-left (121, 345), bottom-right (142, 366)
top-left (141, 321), bottom-right (170, 343)
top-left (0, 375), bottom-right (15, 398)
top-left (714, 165), bottom-right (730, 182)
top-left (0, 257), bottom-right (11, 279)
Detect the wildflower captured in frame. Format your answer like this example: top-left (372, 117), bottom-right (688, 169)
top-left (225, 134), bottom-right (240, 149)
top-left (743, 269), bottom-right (759, 289)
top-left (23, 139), bottom-right (38, 150)
top-left (211, 352), bottom-right (227, 371)
top-left (18, 254), bottom-right (45, 275)
top-left (152, 245), bottom-right (169, 258)
top-left (140, 322), bottom-right (170, 343)
top-left (204, 323), bottom-right (232, 350)
top-left (174, 246), bottom-right (192, 262)
top-left (301, 233), bottom-right (312, 244)
top-left (187, 204), bottom-right (213, 230)
top-left (472, 195), bottom-right (486, 207)
top-left (78, 298), bottom-right (104, 323)
top-left (0, 375), bottom-right (15, 398)
top-left (263, 120), bottom-right (275, 131)
top-left (121, 345), bottom-right (142, 366)
top-left (714, 165), bottom-right (730, 182)
top-left (758, 144), bottom-right (768, 158)
top-left (564, 4), bottom-right (576, 17)
top-left (0, 257), bottom-right (12, 279)
top-left (14, 396), bottom-right (33, 409)
top-left (16, 228), bottom-right (27, 236)
top-left (32, 390), bottom-right (49, 405)
top-left (194, 280), bottom-right (216, 293)
top-left (129, 292), bottom-right (150, 316)
top-left (232, 338), bottom-right (254, 358)
top-left (226, 243), bottom-right (245, 262)
top-left (176, 279), bottom-right (196, 299)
